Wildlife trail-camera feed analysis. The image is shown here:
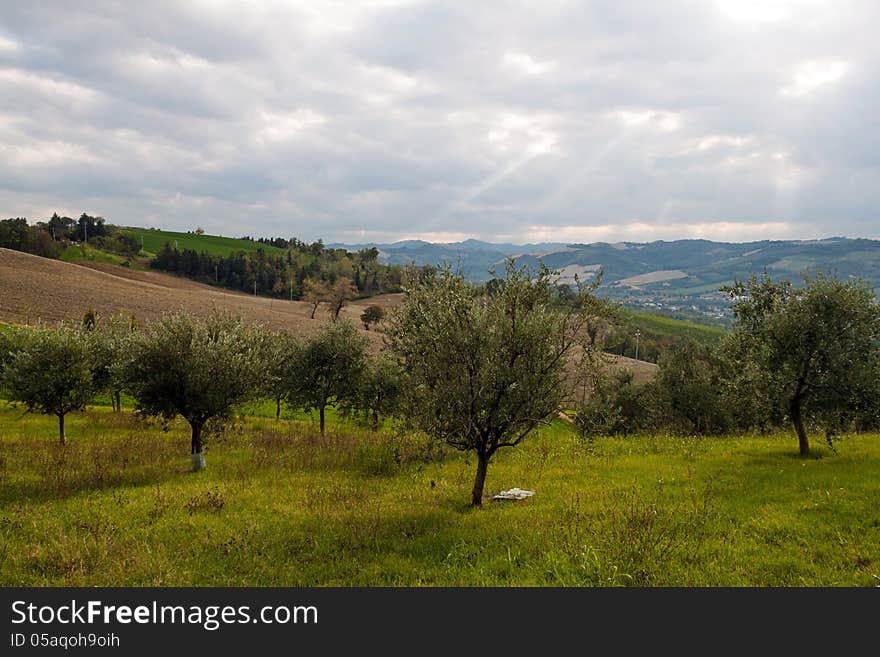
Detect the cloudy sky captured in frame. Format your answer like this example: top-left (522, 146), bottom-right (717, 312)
top-left (1, 1), bottom-right (878, 244)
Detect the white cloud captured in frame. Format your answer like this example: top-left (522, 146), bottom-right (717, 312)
top-left (486, 113), bottom-right (558, 154)
top-left (612, 109), bottom-right (680, 132)
top-left (0, 140), bottom-right (99, 167)
top-left (254, 109), bottom-right (327, 143)
top-left (518, 221), bottom-right (798, 243)
top-left (782, 60), bottom-right (849, 97)
top-left (336, 229), bottom-right (478, 243)
top-left (501, 52), bottom-right (556, 76)
top-left (697, 135), bottom-right (753, 151)
top-left (0, 35), bottom-right (19, 52)
top-left (0, 68), bottom-right (98, 106)
top-left (715, 0), bottom-right (791, 23)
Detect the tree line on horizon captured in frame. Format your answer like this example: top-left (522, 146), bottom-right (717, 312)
top-left (149, 241), bottom-right (403, 301)
top-left (1, 263), bottom-right (879, 505)
top-left (0, 214), bottom-right (138, 259)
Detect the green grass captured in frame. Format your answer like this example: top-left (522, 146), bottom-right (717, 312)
top-left (59, 244), bottom-right (144, 269)
top-left (626, 309), bottom-right (727, 345)
top-left (120, 227), bottom-right (288, 258)
top-left (0, 403), bottom-right (877, 586)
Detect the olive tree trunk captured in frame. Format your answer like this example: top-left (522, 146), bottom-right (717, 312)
top-left (58, 413), bottom-right (66, 446)
top-left (190, 421), bottom-right (206, 471)
top-left (319, 405), bottom-right (326, 437)
top-left (471, 453), bottom-right (489, 507)
top-left (790, 397), bottom-right (810, 456)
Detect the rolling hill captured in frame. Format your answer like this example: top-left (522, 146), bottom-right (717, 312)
top-left (328, 238), bottom-right (567, 281)
top-left (333, 236), bottom-right (880, 323)
top-left (0, 247), bottom-right (657, 383)
top-left (0, 247), bottom-right (394, 345)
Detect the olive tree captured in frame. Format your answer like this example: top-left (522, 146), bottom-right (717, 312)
top-left (0, 324), bottom-right (22, 374)
top-left (85, 311), bottom-right (138, 412)
top-left (722, 272), bottom-right (880, 455)
top-left (259, 329), bottom-right (302, 420)
top-left (286, 320), bottom-right (367, 436)
top-left (388, 261), bottom-right (603, 506)
top-left (329, 277), bottom-right (358, 320)
top-left (124, 311), bottom-right (265, 470)
top-left (346, 353), bottom-right (403, 430)
top-left (360, 304), bottom-right (385, 330)
top-left (303, 278), bottom-right (329, 319)
top-left (1, 326), bottom-right (95, 445)
top-left (653, 341), bottom-right (731, 435)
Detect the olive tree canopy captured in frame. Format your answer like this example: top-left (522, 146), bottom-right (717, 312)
top-left (388, 261), bottom-right (605, 506)
top-left (2, 326), bottom-right (95, 445)
top-left (124, 311), bottom-right (265, 470)
top-left (286, 320), bottom-right (367, 436)
top-left (722, 272), bottom-right (880, 455)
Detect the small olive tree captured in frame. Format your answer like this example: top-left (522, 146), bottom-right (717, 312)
top-left (259, 329), bottom-right (302, 420)
top-left (360, 304), bottom-right (385, 330)
top-left (346, 353), bottom-right (403, 430)
top-left (85, 311), bottom-right (138, 412)
top-left (2, 326), bottom-right (95, 445)
top-left (0, 324), bottom-right (22, 374)
top-left (722, 272), bottom-right (880, 455)
top-left (286, 320), bottom-right (367, 436)
top-left (329, 277), bottom-right (358, 320)
top-left (653, 341), bottom-right (731, 435)
top-left (303, 278), bottom-right (329, 319)
top-left (124, 311), bottom-right (264, 470)
top-left (388, 261), bottom-right (603, 506)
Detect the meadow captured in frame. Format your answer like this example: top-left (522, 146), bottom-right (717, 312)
top-left (60, 243), bottom-right (145, 269)
top-left (626, 309), bottom-right (726, 345)
top-left (1, 403), bottom-right (877, 586)
top-left (119, 227), bottom-right (288, 258)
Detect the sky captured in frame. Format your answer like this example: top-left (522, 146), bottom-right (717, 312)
top-left (1, 0), bottom-right (879, 245)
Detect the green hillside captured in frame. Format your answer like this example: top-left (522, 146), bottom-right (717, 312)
top-left (59, 243), bottom-right (144, 269)
top-left (120, 227), bottom-right (288, 258)
top-left (626, 310), bottom-right (726, 345)
top-left (603, 308), bottom-right (727, 362)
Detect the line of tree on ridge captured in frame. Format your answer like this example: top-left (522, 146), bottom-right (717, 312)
top-left (0, 214), bottom-right (138, 259)
top-left (149, 241), bottom-right (403, 302)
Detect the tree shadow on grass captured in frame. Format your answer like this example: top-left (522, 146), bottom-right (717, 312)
top-left (0, 433), bottom-right (189, 505)
top-left (740, 447), bottom-right (833, 467)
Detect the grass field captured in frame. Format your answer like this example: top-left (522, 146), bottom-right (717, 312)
top-left (1, 403), bottom-right (877, 586)
top-left (626, 309), bottom-right (727, 345)
top-left (119, 227), bottom-right (288, 258)
top-left (60, 244), bottom-right (145, 269)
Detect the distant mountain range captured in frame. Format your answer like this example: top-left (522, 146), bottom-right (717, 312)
top-left (329, 238), bottom-right (568, 280)
top-left (330, 236), bottom-right (880, 324)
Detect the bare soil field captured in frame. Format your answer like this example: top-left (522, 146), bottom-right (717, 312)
top-left (0, 248), bottom-right (395, 348)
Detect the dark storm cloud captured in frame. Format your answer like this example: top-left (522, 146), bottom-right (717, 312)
top-left (1, 0), bottom-right (878, 243)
